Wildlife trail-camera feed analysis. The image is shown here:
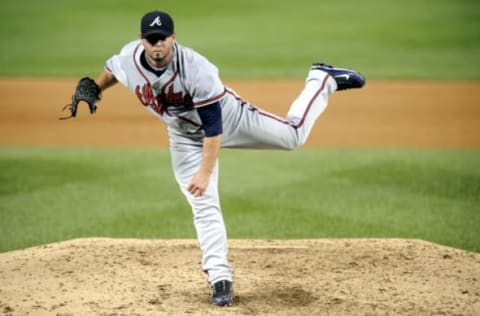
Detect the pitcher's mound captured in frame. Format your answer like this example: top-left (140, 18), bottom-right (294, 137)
top-left (0, 238), bottom-right (478, 315)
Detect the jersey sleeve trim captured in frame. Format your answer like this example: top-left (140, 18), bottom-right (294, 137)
top-left (194, 88), bottom-right (227, 108)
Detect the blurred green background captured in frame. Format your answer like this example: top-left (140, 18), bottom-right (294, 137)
top-left (0, 1), bottom-right (479, 253)
top-left (0, 0), bottom-right (479, 79)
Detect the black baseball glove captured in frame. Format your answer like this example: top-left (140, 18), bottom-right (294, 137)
top-left (60, 77), bottom-right (101, 120)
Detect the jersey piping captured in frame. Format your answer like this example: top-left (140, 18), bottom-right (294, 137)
top-left (226, 74), bottom-right (329, 129)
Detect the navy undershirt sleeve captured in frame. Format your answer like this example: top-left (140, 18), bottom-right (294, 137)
top-left (197, 101), bottom-right (223, 137)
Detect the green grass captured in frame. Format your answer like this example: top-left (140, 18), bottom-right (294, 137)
top-left (1, 147), bottom-right (479, 253)
top-left (0, 0), bottom-right (479, 79)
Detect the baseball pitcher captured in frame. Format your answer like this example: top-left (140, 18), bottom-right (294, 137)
top-left (63, 10), bottom-right (365, 306)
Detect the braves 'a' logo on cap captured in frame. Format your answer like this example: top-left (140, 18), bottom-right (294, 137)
top-left (150, 16), bottom-right (162, 27)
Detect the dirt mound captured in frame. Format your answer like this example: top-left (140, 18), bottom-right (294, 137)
top-left (0, 238), bottom-right (478, 315)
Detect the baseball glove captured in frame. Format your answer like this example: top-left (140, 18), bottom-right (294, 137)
top-left (60, 77), bottom-right (101, 120)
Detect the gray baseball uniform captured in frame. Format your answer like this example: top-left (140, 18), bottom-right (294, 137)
top-left (105, 40), bottom-right (337, 285)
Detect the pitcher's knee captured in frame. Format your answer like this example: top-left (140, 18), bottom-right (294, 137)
top-left (283, 125), bottom-right (309, 150)
top-left (284, 137), bottom-right (305, 151)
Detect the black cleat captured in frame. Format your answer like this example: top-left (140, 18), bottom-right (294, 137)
top-left (312, 62), bottom-right (366, 91)
top-left (211, 280), bottom-right (233, 306)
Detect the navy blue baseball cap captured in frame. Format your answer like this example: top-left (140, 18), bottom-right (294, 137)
top-left (141, 11), bottom-right (174, 38)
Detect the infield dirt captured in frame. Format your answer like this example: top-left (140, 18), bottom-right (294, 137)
top-left (1, 78), bottom-right (479, 147)
top-left (0, 79), bottom-right (479, 315)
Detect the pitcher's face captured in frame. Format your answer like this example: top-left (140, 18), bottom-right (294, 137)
top-left (141, 33), bottom-right (176, 67)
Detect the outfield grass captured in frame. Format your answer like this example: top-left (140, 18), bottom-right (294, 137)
top-left (1, 147), bottom-right (478, 253)
top-left (0, 0), bottom-right (479, 79)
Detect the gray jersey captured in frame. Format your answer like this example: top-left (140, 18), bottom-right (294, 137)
top-left (106, 40), bottom-right (225, 144)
